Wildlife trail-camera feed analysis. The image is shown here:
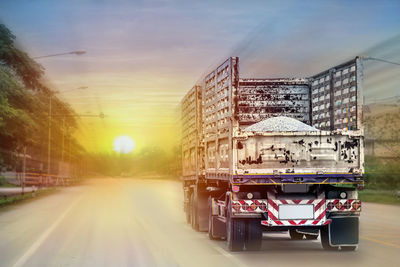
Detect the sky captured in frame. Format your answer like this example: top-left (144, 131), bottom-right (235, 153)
top-left (1, 0), bottom-right (400, 153)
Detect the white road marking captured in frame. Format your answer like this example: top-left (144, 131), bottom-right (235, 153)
top-left (12, 196), bottom-right (82, 267)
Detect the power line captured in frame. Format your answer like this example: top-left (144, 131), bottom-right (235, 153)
top-left (362, 56), bottom-right (400, 66)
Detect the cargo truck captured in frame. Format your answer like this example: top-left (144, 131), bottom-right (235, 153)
top-left (181, 57), bottom-right (364, 251)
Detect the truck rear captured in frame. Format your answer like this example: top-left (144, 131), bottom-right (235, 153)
top-left (182, 57), bottom-right (364, 251)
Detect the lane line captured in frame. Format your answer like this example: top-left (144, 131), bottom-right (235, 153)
top-left (12, 196), bottom-right (83, 267)
top-left (360, 235), bottom-right (400, 249)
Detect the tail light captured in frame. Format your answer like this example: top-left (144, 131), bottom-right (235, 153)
top-left (232, 200), bottom-right (268, 213)
top-left (250, 202), bottom-right (257, 211)
top-left (259, 202), bottom-right (267, 211)
top-left (327, 199), bottom-right (361, 212)
top-left (352, 201), bottom-right (361, 210)
top-left (232, 185), bottom-right (240, 193)
top-left (242, 203), bottom-right (249, 211)
top-left (343, 201), bottom-right (351, 209)
top-left (232, 202), bottom-right (241, 211)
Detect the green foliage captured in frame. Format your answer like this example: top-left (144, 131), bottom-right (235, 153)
top-left (87, 145), bottom-right (181, 178)
top-left (359, 189), bottom-right (400, 205)
top-left (365, 155), bottom-right (400, 189)
top-left (0, 187), bottom-right (57, 207)
top-left (0, 175), bottom-right (6, 185)
top-left (0, 23), bottom-right (81, 171)
top-left (0, 24), bottom-right (44, 91)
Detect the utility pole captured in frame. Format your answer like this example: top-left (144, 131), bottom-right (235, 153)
top-left (34, 52), bottom-right (87, 185)
top-left (47, 95), bottom-right (52, 185)
top-left (22, 146), bottom-right (26, 193)
top-left (61, 116), bottom-right (66, 162)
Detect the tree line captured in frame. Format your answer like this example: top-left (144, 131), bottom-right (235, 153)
top-left (0, 24), bottom-right (83, 174)
top-left (86, 145), bottom-right (181, 178)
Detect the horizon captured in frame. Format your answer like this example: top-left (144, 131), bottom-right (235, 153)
top-left (1, 0), bottom-right (399, 153)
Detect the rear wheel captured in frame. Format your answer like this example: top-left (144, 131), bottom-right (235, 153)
top-left (227, 199), bottom-right (245, 251)
top-left (196, 188), bottom-right (209, 232)
top-left (289, 229), bottom-right (304, 240)
top-left (208, 196), bottom-right (217, 240)
top-left (245, 219), bottom-right (262, 250)
top-left (185, 201), bottom-right (191, 224)
top-left (320, 226), bottom-right (339, 251)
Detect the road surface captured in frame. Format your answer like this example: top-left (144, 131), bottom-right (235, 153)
top-left (0, 178), bottom-right (399, 267)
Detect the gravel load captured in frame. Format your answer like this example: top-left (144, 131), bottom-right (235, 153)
top-left (244, 116), bottom-right (319, 132)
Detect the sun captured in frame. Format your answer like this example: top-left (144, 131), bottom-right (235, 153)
top-left (113, 136), bottom-right (135, 154)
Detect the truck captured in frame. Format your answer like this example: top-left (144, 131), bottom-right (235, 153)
top-left (181, 56), bottom-right (364, 251)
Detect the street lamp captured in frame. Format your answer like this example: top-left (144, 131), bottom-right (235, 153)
top-left (361, 56), bottom-right (400, 66)
top-left (33, 49), bottom-right (87, 180)
top-left (33, 50), bottom-right (86, 59)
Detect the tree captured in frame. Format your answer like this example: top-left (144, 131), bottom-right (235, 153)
top-left (0, 23), bottom-right (81, 173)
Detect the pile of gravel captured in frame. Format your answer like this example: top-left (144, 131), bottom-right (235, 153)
top-left (244, 116), bottom-right (319, 132)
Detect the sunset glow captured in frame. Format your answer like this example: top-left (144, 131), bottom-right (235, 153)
top-left (113, 136), bottom-right (135, 154)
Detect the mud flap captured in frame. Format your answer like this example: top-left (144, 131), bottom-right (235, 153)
top-left (211, 217), bottom-right (227, 239)
top-left (196, 186), bottom-right (209, 232)
top-left (329, 216), bottom-right (359, 246)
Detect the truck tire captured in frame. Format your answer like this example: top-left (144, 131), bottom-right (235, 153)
top-left (190, 193), bottom-right (199, 231)
top-left (186, 201), bottom-right (191, 224)
top-left (226, 199), bottom-right (245, 251)
top-left (320, 226), bottom-right (338, 251)
top-left (208, 196), bottom-right (217, 240)
top-left (245, 219), bottom-right (262, 251)
top-left (289, 229), bottom-right (304, 240)
top-left (195, 188), bottom-right (209, 232)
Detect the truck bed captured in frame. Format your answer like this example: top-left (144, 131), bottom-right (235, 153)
top-left (231, 130), bottom-right (364, 185)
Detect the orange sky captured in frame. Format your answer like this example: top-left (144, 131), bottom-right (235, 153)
top-left (1, 0), bottom-right (399, 153)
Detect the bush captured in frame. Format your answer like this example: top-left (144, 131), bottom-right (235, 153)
top-left (0, 175), bottom-right (6, 186)
top-left (365, 156), bottom-right (400, 189)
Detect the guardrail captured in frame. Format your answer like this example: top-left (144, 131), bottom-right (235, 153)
top-left (2, 172), bottom-right (78, 187)
top-left (23, 172), bottom-right (73, 187)
top-left (0, 187), bottom-right (37, 197)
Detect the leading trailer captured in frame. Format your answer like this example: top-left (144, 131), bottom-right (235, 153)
top-left (181, 57), bottom-right (364, 251)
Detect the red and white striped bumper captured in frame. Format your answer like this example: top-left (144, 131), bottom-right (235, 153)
top-left (262, 196), bottom-right (329, 226)
top-left (232, 196), bottom-right (361, 227)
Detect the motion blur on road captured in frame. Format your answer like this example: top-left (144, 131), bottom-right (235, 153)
top-left (0, 178), bottom-right (398, 267)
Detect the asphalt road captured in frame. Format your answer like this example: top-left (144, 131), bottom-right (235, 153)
top-left (0, 178), bottom-right (399, 267)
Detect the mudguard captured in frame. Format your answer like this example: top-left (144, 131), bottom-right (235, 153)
top-left (329, 216), bottom-right (359, 246)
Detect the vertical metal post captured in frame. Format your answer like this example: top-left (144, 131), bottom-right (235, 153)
top-left (22, 146), bottom-right (26, 194)
top-left (47, 96), bottom-right (52, 186)
top-left (61, 116), bottom-right (66, 162)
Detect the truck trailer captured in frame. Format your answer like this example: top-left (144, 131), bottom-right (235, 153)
top-left (181, 57), bottom-right (364, 251)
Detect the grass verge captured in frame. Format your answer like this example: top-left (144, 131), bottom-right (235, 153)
top-left (359, 189), bottom-right (400, 205)
top-left (0, 187), bottom-right (58, 208)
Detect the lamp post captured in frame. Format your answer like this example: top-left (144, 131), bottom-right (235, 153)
top-left (33, 50), bottom-right (86, 181)
top-left (361, 56), bottom-right (400, 66)
top-left (47, 94), bottom-right (52, 182)
top-left (47, 86), bottom-right (88, 179)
